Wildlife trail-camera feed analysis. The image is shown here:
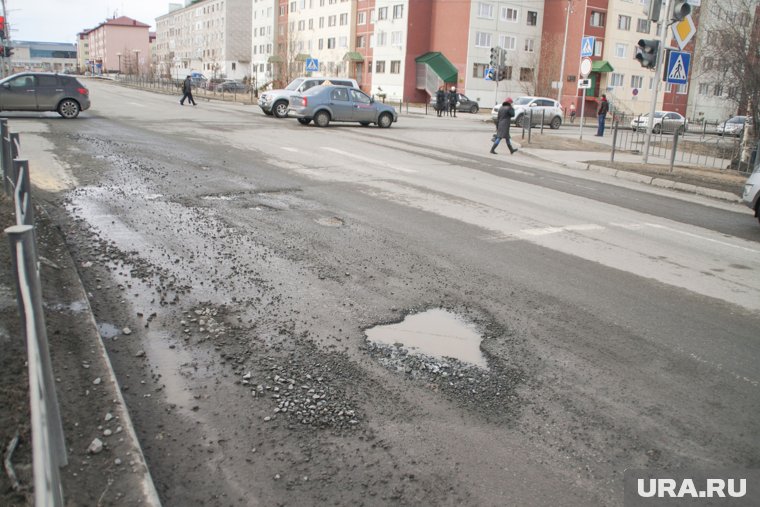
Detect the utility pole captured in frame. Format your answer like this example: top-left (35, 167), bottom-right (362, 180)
top-left (643, 0), bottom-right (673, 164)
top-left (556, 0), bottom-right (573, 105)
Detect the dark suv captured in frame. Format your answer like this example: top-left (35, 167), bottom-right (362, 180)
top-left (0, 72), bottom-right (91, 119)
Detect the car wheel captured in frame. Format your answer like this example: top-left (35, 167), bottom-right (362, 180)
top-left (314, 111), bottom-right (330, 127)
top-left (57, 99), bottom-right (80, 119)
top-left (273, 101), bottom-right (289, 118)
top-left (377, 113), bottom-right (393, 128)
top-left (297, 118), bottom-right (311, 125)
top-left (515, 115), bottom-right (524, 128)
top-left (469, 104), bottom-right (479, 114)
top-left (653, 124), bottom-right (662, 134)
top-left (550, 116), bottom-right (562, 129)
top-left (359, 121), bottom-right (371, 127)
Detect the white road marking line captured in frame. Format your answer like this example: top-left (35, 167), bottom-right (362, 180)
top-left (522, 224), bottom-right (606, 236)
top-left (644, 223), bottom-right (760, 254)
top-left (321, 147), bottom-right (417, 173)
top-left (282, 147), bottom-right (298, 152)
top-left (129, 102), bottom-right (145, 107)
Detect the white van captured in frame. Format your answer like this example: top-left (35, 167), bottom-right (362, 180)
top-left (742, 161), bottom-right (760, 226)
top-left (259, 77), bottom-right (359, 118)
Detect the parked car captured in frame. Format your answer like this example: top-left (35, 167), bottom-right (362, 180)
top-left (0, 72), bottom-right (90, 119)
top-left (216, 80), bottom-right (247, 92)
top-left (490, 96), bottom-right (564, 129)
top-left (743, 162), bottom-right (760, 225)
top-left (287, 85), bottom-right (397, 128)
top-left (716, 116), bottom-right (746, 137)
top-left (259, 76), bottom-right (359, 118)
top-left (430, 93), bottom-right (480, 114)
top-left (630, 111), bottom-right (687, 134)
top-left (189, 74), bottom-right (208, 89)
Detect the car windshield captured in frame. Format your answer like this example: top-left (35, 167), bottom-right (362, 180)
top-left (652, 112), bottom-right (666, 118)
top-left (303, 85), bottom-right (326, 96)
top-left (728, 117), bottom-right (745, 124)
top-left (285, 78), bottom-right (305, 91)
top-left (513, 97), bottom-right (533, 106)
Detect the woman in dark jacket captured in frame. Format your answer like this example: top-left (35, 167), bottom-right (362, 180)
top-left (435, 86), bottom-right (446, 117)
top-left (448, 86), bottom-right (458, 117)
top-left (491, 98), bottom-right (517, 154)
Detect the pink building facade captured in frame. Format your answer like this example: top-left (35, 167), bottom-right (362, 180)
top-left (86, 16), bottom-right (151, 75)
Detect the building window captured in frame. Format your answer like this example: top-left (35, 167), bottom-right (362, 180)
top-left (308, 18), bottom-right (313, 29)
top-left (618, 15), bottom-right (631, 30)
top-left (524, 38), bottom-right (535, 52)
top-left (328, 15), bottom-right (336, 26)
top-left (376, 60), bottom-right (385, 73)
top-left (478, 2), bottom-right (494, 19)
top-left (594, 40), bottom-right (603, 57)
top-left (475, 31), bottom-right (492, 48)
top-left (393, 4), bottom-right (403, 19)
top-left (636, 18), bottom-right (650, 33)
top-left (501, 7), bottom-right (518, 22)
top-left (519, 67), bottom-right (533, 81)
top-left (698, 83), bottom-right (709, 95)
top-left (501, 66), bottom-right (513, 80)
top-left (727, 86), bottom-right (737, 99)
top-left (376, 31), bottom-right (387, 46)
top-left (340, 13), bottom-right (348, 25)
top-left (327, 37), bottom-right (335, 49)
top-left (630, 75), bottom-right (643, 88)
top-left (391, 31), bottom-right (402, 46)
top-left (610, 73), bottom-right (624, 87)
top-left (390, 60), bottom-right (401, 73)
top-left (615, 43), bottom-right (627, 58)
top-left (357, 35), bottom-right (366, 48)
top-left (298, 20), bottom-right (305, 30)
top-left (378, 6), bottom-right (388, 20)
top-left (590, 11), bottom-right (605, 27)
top-left (357, 11), bottom-right (366, 24)
top-left (500, 35), bottom-right (516, 50)
top-left (279, 5), bottom-right (285, 15)
top-left (319, 17), bottom-right (324, 28)
top-left (674, 83), bottom-right (687, 94)
top-left (290, 1), bottom-right (296, 12)
top-left (318, 38), bottom-right (324, 49)
top-left (368, 60), bottom-right (372, 73)
top-left (339, 36), bottom-right (347, 48)
top-left (473, 63), bottom-right (487, 78)
top-left (527, 11), bottom-right (537, 26)
top-left (713, 84), bottom-right (723, 96)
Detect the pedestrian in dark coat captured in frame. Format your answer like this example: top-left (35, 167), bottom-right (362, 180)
top-left (448, 86), bottom-right (458, 117)
top-left (491, 98), bottom-right (517, 155)
top-left (180, 75), bottom-right (196, 106)
top-left (596, 94), bottom-right (609, 136)
top-left (435, 86), bottom-right (446, 117)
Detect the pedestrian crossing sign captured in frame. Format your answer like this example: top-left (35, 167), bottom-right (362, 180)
top-left (581, 36), bottom-right (595, 57)
top-left (666, 51), bottom-right (690, 85)
top-left (305, 58), bottom-right (319, 72)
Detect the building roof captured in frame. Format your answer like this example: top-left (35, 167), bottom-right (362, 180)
top-left (95, 16), bottom-right (150, 30)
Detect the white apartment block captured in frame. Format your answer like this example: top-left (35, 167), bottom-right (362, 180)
top-left (252, 0), bottom-right (277, 86)
top-left (155, 0), bottom-right (252, 80)
top-left (286, 0), bottom-right (357, 78)
top-left (466, 1), bottom-right (545, 107)
top-left (371, 1), bottom-right (408, 100)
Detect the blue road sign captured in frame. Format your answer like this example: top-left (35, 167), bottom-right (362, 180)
top-left (666, 51), bottom-right (691, 85)
top-left (305, 58), bottom-right (319, 72)
top-left (484, 67), bottom-right (494, 81)
top-left (581, 36), bottom-right (595, 57)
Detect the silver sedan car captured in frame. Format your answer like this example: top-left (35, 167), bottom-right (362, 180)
top-left (287, 85), bottom-right (397, 128)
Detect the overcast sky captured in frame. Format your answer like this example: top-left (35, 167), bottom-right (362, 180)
top-left (7, 0), bottom-right (171, 44)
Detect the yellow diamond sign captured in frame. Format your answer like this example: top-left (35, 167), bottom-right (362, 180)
top-left (672, 14), bottom-right (697, 50)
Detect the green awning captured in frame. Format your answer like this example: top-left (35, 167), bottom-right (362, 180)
top-left (415, 51), bottom-right (457, 84)
top-left (343, 51), bottom-right (364, 62)
top-left (267, 55), bottom-right (284, 63)
top-left (294, 53), bottom-right (310, 62)
top-left (591, 60), bottom-right (614, 73)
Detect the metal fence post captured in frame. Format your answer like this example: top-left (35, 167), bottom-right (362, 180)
top-left (6, 224), bottom-right (68, 507)
top-left (13, 160), bottom-right (33, 226)
top-left (611, 121), bottom-right (619, 162)
top-left (1, 118), bottom-right (10, 196)
top-left (540, 110), bottom-right (545, 134)
top-left (670, 129), bottom-right (680, 173)
top-left (527, 110), bottom-right (533, 144)
top-left (10, 132), bottom-right (19, 160)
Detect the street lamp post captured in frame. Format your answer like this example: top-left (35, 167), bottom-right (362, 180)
top-left (556, 0), bottom-right (573, 106)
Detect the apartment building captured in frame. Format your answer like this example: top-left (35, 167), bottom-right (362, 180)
top-left (251, 0), bottom-right (276, 87)
top-left (155, 0), bottom-right (252, 80)
top-left (85, 16), bottom-right (151, 75)
top-left (465, 1), bottom-right (546, 107)
top-left (76, 30), bottom-right (92, 73)
top-left (355, 0), bottom-right (375, 92)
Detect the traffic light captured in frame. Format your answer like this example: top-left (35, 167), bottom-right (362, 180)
top-left (497, 67), bottom-right (508, 81)
top-left (0, 16), bottom-right (5, 40)
top-left (489, 47), bottom-right (499, 68)
top-left (647, 0), bottom-right (662, 22)
top-left (3, 46), bottom-right (13, 58)
top-left (672, 1), bottom-right (691, 22)
top-left (634, 39), bottom-right (659, 69)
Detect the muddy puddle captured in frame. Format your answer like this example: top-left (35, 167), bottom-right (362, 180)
top-left (365, 309), bottom-right (487, 368)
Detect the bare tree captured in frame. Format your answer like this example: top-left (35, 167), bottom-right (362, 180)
top-left (695, 0), bottom-right (760, 166)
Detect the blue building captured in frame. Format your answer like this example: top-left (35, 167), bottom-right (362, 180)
top-left (8, 41), bottom-right (78, 73)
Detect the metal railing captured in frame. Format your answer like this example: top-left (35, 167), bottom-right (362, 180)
top-left (2, 118), bottom-right (68, 506)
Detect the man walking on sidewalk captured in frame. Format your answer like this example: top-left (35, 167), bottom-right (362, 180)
top-left (180, 75), bottom-right (196, 106)
top-left (595, 94), bottom-right (609, 136)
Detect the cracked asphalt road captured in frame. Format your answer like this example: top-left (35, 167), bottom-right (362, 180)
top-left (13, 79), bottom-right (760, 506)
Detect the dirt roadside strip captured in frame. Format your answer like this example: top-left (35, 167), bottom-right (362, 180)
top-left (0, 195), bottom-right (160, 506)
